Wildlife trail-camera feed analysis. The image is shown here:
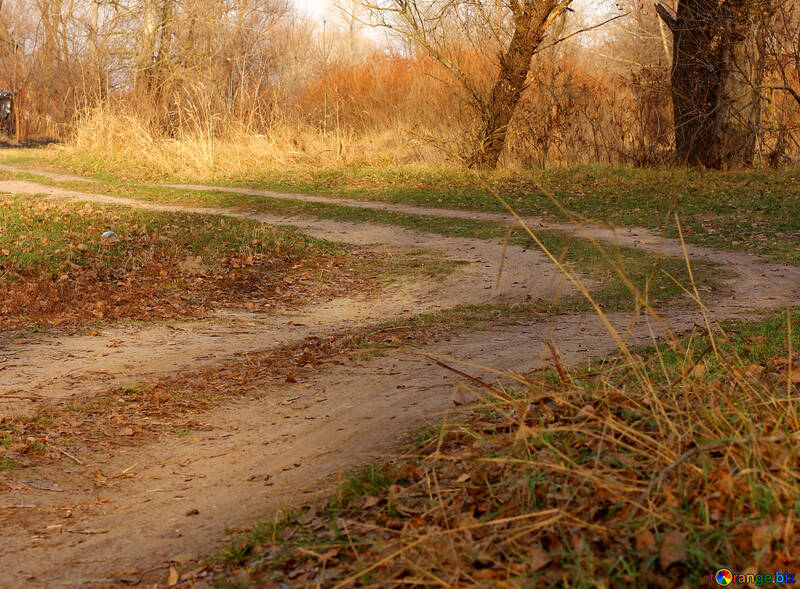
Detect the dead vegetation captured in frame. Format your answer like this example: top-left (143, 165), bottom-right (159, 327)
top-left (0, 195), bottom-right (375, 331)
top-left (3, 0), bottom-right (800, 170)
top-left (209, 310), bottom-right (800, 587)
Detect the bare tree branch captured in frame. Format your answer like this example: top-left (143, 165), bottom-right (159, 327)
top-left (654, 2), bottom-right (676, 32)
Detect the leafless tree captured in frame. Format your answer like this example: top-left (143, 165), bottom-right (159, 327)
top-left (361, 0), bottom-right (575, 168)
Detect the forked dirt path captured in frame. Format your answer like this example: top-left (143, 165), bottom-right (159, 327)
top-left (0, 178), bottom-right (795, 320)
top-left (0, 177), bottom-right (798, 588)
top-left (0, 180), bottom-right (571, 406)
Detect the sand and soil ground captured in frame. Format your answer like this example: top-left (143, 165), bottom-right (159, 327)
top-left (0, 154), bottom-right (798, 587)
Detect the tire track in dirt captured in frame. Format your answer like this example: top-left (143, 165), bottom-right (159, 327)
top-left (0, 308), bottom-right (723, 588)
top-left (0, 178), bottom-right (798, 587)
top-left (0, 180), bottom-right (571, 407)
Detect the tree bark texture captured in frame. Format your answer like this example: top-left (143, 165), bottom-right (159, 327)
top-left (659, 0), bottom-right (770, 168)
top-left (467, 1), bottom-right (570, 169)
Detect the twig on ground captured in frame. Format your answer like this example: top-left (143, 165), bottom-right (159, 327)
top-left (419, 353), bottom-right (514, 402)
top-left (56, 447), bottom-right (84, 465)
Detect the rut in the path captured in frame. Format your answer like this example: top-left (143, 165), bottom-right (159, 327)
top-left (0, 177), bottom-right (798, 588)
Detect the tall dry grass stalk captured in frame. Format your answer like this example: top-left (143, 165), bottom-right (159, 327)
top-left (61, 99), bottom-right (449, 181)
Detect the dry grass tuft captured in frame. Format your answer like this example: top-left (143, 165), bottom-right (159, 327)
top-left (59, 102), bottom-right (446, 182)
top-left (207, 201), bottom-right (800, 587)
top-left (209, 307), bottom-right (800, 587)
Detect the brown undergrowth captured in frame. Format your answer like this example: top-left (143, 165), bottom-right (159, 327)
top-left (0, 195), bottom-right (369, 332)
top-left (207, 310), bottom-right (800, 588)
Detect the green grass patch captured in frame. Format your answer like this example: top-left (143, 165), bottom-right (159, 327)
top-left (0, 193), bottom-right (447, 331)
top-left (0, 166), bottom-right (730, 314)
top-left (9, 148), bottom-right (797, 265)
top-left (631, 309), bottom-right (800, 388)
top-left (0, 192), bottom-right (329, 273)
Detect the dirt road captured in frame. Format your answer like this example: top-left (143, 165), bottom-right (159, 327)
top-left (0, 176), bottom-right (798, 588)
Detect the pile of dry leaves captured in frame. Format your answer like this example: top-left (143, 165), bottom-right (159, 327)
top-left (0, 196), bottom-right (367, 330)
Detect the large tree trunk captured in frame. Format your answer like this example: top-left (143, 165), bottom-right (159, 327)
top-left (658, 0), bottom-right (769, 168)
top-left (467, 1), bottom-right (570, 169)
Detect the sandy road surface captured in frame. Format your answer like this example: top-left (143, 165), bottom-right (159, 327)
top-left (0, 177), bottom-right (798, 587)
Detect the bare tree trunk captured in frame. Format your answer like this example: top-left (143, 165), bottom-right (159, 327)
top-left (657, 0), bottom-right (770, 168)
top-left (136, 0), bottom-right (174, 103)
top-left (137, 0), bottom-right (160, 93)
top-left (153, 0), bottom-right (173, 98)
top-left (712, 1), bottom-right (768, 166)
top-left (657, 15), bottom-right (672, 64)
top-left (89, 0), bottom-right (105, 100)
top-left (467, 1), bottom-right (571, 168)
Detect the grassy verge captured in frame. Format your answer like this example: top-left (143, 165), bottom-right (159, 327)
top-left (0, 194), bottom-right (452, 332)
top-left (203, 308), bottom-right (800, 588)
top-left (0, 167), bottom-right (729, 314)
top-left (4, 149), bottom-right (797, 265)
top-left (177, 165), bottom-right (800, 266)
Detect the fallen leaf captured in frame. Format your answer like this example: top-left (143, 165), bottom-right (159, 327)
top-left (663, 485), bottom-right (680, 508)
top-left (530, 547), bottom-right (551, 572)
top-left (660, 531), bottom-right (687, 571)
top-left (167, 566), bottom-right (179, 586)
top-left (473, 569), bottom-right (499, 580)
top-left (746, 363), bottom-right (763, 378)
top-left (319, 548), bottom-right (340, 562)
top-left (752, 521), bottom-right (775, 550)
top-left (180, 565), bottom-right (207, 581)
top-left (636, 531), bottom-right (657, 553)
top-left (297, 351), bottom-right (315, 365)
